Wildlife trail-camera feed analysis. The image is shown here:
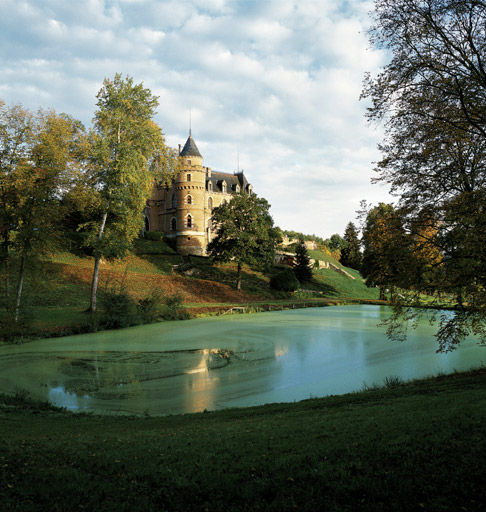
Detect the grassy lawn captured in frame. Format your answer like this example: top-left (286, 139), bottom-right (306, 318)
top-left (1, 368), bottom-right (485, 511)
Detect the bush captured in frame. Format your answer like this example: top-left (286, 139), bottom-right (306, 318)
top-left (137, 290), bottom-right (163, 324)
top-left (144, 231), bottom-right (165, 241)
top-left (270, 268), bottom-right (300, 292)
top-left (99, 289), bottom-right (138, 329)
top-left (161, 293), bottom-right (188, 320)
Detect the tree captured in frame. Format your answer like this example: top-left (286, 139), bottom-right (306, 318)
top-left (207, 193), bottom-right (281, 289)
top-left (362, 0), bottom-right (486, 350)
top-left (293, 239), bottom-right (313, 283)
top-left (0, 101), bottom-right (82, 321)
top-left (340, 222), bottom-right (362, 270)
top-left (86, 74), bottom-right (178, 312)
top-left (361, 204), bottom-right (410, 301)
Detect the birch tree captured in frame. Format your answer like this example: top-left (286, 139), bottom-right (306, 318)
top-left (86, 74), bottom-right (177, 312)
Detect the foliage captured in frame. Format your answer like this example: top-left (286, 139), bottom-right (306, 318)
top-left (207, 193), bottom-right (281, 289)
top-left (161, 292), bottom-right (188, 320)
top-left (360, 203), bottom-right (409, 300)
top-left (0, 101), bottom-right (85, 321)
top-left (144, 231), bottom-right (165, 241)
top-left (85, 73), bottom-right (179, 312)
top-left (99, 287), bottom-right (138, 329)
top-left (340, 222), bottom-right (362, 270)
top-left (362, 0), bottom-right (486, 349)
top-left (293, 239), bottom-right (313, 283)
top-left (324, 233), bottom-right (347, 253)
top-left (270, 268), bottom-right (300, 292)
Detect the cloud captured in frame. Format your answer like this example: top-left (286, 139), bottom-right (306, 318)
top-left (0, 0), bottom-right (392, 238)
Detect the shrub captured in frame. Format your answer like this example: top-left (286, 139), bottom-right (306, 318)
top-left (99, 289), bottom-right (138, 329)
top-left (144, 231), bottom-right (165, 241)
top-left (161, 293), bottom-right (188, 320)
top-left (270, 268), bottom-right (300, 292)
top-left (138, 290), bottom-right (163, 323)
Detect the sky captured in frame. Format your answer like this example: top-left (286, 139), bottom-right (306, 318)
top-left (0, 0), bottom-right (393, 240)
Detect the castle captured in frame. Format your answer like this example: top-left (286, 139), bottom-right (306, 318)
top-left (145, 133), bottom-right (253, 255)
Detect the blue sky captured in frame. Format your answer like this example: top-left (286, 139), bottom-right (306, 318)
top-left (0, 0), bottom-right (392, 239)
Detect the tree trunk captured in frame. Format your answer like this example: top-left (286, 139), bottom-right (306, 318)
top-left (236, 262), bottom-right (242, 290)
top-left (89, 212), bottom-right (108, 313)
top-left (14, 253), bottom-right (26, 323)
top-left (379, 286), bottom-right (386, 301)
top-left (1, 238), bottom-right (10, 314)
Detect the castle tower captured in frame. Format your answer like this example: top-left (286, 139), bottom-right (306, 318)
top-left (175, 134), bottom-right (208, 255)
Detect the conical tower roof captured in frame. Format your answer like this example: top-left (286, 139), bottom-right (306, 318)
top-left (180, 134), bottom-right (202, 158)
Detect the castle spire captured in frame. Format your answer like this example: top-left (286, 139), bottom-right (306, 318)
top-left (180, 133), bottom-right (202, 158)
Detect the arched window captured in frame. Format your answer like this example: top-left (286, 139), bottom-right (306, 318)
top-left (187, 214), bottom-right (192, 228)
top-left (222, 181), bottom-right (227, 194)
top-left (144, 216), bottom-right (150, 232)
top-left (208, 181), bottom-right (213, 192)
top-left (186, 194), bottom-right (192, 205)
top-left (171, 194), bottom-right (177, 208)
top-left (235, 184), bottom-right (240, 193)
top-left (171, 217), bottom-right (177, 231)
top-left (208, 197), bottom-right (213, 209)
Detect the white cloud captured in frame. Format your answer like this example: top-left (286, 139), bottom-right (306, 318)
top-left (0, 0), bottom-right (392, 238)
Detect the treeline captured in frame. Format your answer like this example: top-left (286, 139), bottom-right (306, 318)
top-left (0, 74), bottom-right (179, 325)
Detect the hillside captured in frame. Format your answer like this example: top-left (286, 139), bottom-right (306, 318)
top-left (1, 239), bottom-right (379, 339)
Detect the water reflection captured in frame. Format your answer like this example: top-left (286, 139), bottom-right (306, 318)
top-left (0, 305), bottom-right (484, 415)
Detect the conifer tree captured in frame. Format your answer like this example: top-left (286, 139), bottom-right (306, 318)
top-left (293, 239), bottom-right (313, 283)
top-left (340, 222), bottom-right (362, 270)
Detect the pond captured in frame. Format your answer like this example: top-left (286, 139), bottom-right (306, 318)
top-left (0, 305), bottom-right (484, 416)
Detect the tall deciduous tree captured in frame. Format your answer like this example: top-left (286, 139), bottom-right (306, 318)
top-left (86, 74), bottom-right (177, 312)
top-left (362, 0), bottom-right (486, 350)
top-left (1, 101), bottom-right (82, 321)
top-left (361, 204), bottom-right (410, 301)
top-left (340, 222), bottom-right (362, 270)
top-left (207, 193), bottom-right (281, 289)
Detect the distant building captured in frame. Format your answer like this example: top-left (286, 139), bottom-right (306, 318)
top-left (146, 133), bottom-right (253, 255)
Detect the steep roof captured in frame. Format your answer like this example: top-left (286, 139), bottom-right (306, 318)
top-left (208, 171), bottom-right (250, 193)
top-left (180, 135), bottom-right (202, 158)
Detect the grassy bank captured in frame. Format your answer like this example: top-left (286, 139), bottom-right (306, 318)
top-left (1, 368), bottom-right (486, 511)
top-left (1, 240), bottom-right (380, 342)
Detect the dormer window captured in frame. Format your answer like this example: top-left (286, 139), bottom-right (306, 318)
top-left (247, 184), bottom-right (253, 195)
top-left (187, 173), bottom-right (192, 182)
top-left (222, 181), bottom-right (227, 194)
top-left (208, 181), bottom-right (213, 192)
top-left (235, 184), bottom-right (240, 193)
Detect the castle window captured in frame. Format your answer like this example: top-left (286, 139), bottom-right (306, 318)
top-left (208, 197), bottom-right (213, 209)
top-left (187, 214), bottom-right (192, 228)
top-left (208, 181), bottom-right (213, 192)
top-left (187, 173), bottom-right (192, 182)
top-left (186, 194), bottom-right (192, 205)
top-left (171, 217), bottom-right (177, 231)
top-left (171, 194), bottom-right (177, 208)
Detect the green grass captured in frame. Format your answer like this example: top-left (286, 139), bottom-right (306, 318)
top-left (1, 240), bottom-right (380, 342)
top-left (1, 368), bottom-right (486, 511)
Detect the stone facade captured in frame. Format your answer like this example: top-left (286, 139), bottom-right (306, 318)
top-left (145, 134), bottom-right (253, 255)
